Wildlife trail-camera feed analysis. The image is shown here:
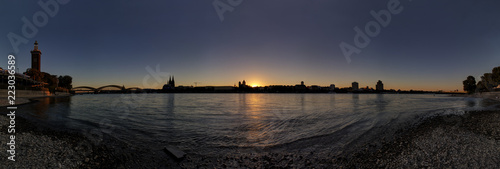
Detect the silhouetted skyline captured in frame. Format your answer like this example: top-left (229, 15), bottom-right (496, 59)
top-left (1, 1), bottom-right (500, 91)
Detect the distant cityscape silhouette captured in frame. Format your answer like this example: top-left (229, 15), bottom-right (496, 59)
top-left (6, 41), bottom-right (459, 95)
top-left (72, 76), bottom-right (454, 94)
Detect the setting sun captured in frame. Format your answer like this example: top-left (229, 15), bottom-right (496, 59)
top-left (249, 82), bottom-right (261, 87)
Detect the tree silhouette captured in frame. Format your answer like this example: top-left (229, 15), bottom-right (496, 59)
top-left (477, 81), bottom-right (486, 92)
top-left (481, 73), bottom-right (495, 91)
top-left (463, 76), bottom-right (476, 94)
top-left (42, 72), bottom-right (58, 92)
top-left (492, 66), bottom-right (500, 85)
top-left (58, 75), bottom-right (73, 89)
top-left (25, 68), bottom-right (44, 82)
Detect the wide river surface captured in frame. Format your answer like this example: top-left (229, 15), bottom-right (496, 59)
top-left (17, 93), bottom-right (499, 156)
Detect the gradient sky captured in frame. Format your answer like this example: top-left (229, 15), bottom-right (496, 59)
top-left (1, 0), bottom-right (500, 91)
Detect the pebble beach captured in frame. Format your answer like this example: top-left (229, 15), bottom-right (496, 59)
top-left (1, 98), bottom-right (500, 168)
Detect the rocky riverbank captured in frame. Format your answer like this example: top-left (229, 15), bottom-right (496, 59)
top-left (0, 98), bottom-right (31, 107)
top-left (339, 110), bottom-right (500, 168)
top-left (0, 112), bottom-right (178, 168)
top-left (1, 101), bottom-right (500, 168)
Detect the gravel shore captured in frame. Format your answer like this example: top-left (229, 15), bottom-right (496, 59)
top-left (336, 110), bottom-right (500, 168)
top-left (2, 104), bottom-right (500, 168)
top-left (0, 114), bottom-right (176, 168)
top-left (0, 98), bottom-right (31, 107)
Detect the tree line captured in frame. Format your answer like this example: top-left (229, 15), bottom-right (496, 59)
top-left (25, 68), bottom-right (72, 93)
top-left (463, 66), bottom-right (500, 94)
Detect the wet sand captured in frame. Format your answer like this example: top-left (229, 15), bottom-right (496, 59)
top-left (1, 100), bottom-right (500, 168)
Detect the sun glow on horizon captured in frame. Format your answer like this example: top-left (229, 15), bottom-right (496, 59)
top-left (249, 82), bottom-right (261, 87)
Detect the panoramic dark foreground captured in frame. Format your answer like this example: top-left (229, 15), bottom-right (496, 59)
top-left (1, 106), bottom-right (500, 168)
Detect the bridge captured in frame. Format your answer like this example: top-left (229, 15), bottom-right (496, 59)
top-left (72, 85), bottom-right (143, 94)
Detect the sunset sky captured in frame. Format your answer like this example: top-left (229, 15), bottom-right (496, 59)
top-left (1, 0), bottom-right (500, 91)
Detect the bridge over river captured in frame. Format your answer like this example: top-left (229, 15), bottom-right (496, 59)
top-left (72, 85), bottom-right (143, 94)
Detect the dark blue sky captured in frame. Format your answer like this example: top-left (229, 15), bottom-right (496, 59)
top-left (1, 0), bottom-right (499, 90)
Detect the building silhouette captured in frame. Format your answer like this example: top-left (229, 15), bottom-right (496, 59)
top-left (330, 84), bottom-right (336, 90)
top-left (162, 76), bottom-right (175, 90)
top-left (352, 82), bottom-right (359, 90)
top-left (238, 80), bottom-right (248, 88)
top-left (295, 81), bottom-right (306, 91)
top-left (30, 41), bottom-right (42, 71)
top-left (376, 80), bottom-right (384, 91)
top-left (169, 76), bottom-right (175, 87)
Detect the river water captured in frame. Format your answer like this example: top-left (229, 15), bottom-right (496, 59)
top-left (16, 93), bottom-right (498, 156)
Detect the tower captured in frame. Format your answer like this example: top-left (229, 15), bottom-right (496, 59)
top-left (30, 41), bottom-right (42, 71)
top-left (352, 82), bottom-right (359, 90)
top-left (167, 76), bottom-right (175, 87)
top-left (376, 80), bottom-right (384, 91)
top-left (163, 75), bottom-right (176, 90)
top-left (171, 76), bottom-right (175, 87)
